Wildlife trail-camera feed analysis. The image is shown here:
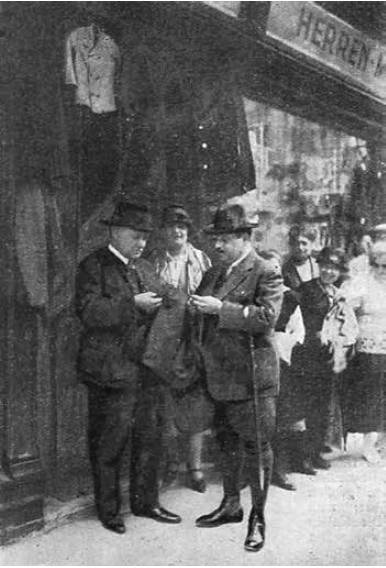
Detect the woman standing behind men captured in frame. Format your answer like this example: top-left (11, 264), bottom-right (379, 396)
top-left (278, 225), bottom-right (319, 475)
top-left (344, 240), bottom-right (386, 463)
top-left (282, 224), bottom-right (319, 291)
top-left (147, 205), bottom-right (211, 492)
top-left (292, 248), bottom-right (355, 472)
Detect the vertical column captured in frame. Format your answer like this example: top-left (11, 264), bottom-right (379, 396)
top-left (0, 13), bottom-right (45, 545)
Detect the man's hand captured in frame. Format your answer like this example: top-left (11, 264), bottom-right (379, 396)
top-left (191, 294), bottom-right (223, 315)
top-left (134, 292), bottom-right (163, 313)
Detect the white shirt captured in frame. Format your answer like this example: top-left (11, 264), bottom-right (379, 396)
top-left (65, 25), bottom-right (120, 114)
top-left (296, 257), bottom-right (319, 282)
top-left (345, 272), bottom-right (386, 354)
top-left (108, 244), bottom-right (128, 265)
top-left (226, 243), bottom-right (253, 277)
top-left (163, 249), bottom-right (189, 288)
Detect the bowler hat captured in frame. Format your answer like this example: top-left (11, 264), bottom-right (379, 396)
top-left (100, 201), bottom-right (153, 232)
top-left (204, 203), bottom-right (259, 235)
top-left (161, 204), bottom-right (192, 227)
top-left (317, 247), bottom-right (347, 271)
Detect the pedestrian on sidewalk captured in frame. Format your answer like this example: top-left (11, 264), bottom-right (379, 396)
top-left (75, 199), bottom-right (181, 535)
top-left (191, 202), bottom-right (283, 552)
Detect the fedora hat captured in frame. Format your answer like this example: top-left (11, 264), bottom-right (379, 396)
top-left (100, 201), bottom-right (154, 232)
top-left (317, 247), bottom-right (347, 271)
top-left (161, 204), bottom-right (192, 227)
top-left (204, 203), bottom-right (259, 235)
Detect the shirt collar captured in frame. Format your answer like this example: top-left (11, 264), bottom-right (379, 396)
top-left (227, 243), bottom-right (253, 274)
top-left (108, 244), bottom-right (129, 265)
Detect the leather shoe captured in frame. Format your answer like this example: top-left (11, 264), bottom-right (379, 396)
top-left (271, 471), bottom-right (296, 491)
top-left (244, 509), bottom-right (265, 552)
top-left (313, 456), bottom-right (331, 470)
top-left (131, 505), bottom-right (182, 524)
top-left (196, 496), bottom-right (243, 528)
top-left (101, 517), bottom-right (126, 534)
top-left (296, 458), bottom-right (317, 476)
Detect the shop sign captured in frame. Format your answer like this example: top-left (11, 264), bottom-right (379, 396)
top-left (202, 1), bottom-right (241, 18)
top-left (267, 1), bottom-right (386, 101)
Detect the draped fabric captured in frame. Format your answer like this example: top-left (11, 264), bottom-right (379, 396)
top-left (120, 44), bottom-right (255, 225)
top-left (8, 5), bottom-right (94, 497)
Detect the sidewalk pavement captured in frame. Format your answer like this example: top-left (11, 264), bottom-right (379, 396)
top-left (1, 437), bottom-right (386, 566)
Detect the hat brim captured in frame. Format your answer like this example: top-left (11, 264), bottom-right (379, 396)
top-left (317, 259), bottom-right (345, 270)
top-left (161, 219), bottom-right (192, 228)
top-left (204, 223), bottom-right (259, 235)
top-left (99, 219), bottom-right (153, 232)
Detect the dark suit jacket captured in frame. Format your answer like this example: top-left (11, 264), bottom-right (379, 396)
top-left (75, 247), bottom-right (162, 390)
top-left (196, 249), bottom-right (283, 401)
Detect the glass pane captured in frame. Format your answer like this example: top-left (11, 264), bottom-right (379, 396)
top-left (243, 97), bottom-right (366, 253)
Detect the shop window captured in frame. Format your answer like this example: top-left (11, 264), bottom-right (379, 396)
top-left (243, 98), bottom-right (367, 254)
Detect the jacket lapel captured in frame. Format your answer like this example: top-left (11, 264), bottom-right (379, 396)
top-left (215, 250), bottom-right (257, 300)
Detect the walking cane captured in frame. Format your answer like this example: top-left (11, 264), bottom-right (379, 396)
top-left (249, 335), bottom-right (264, 494)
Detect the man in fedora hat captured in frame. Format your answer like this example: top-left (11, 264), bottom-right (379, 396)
top-left (75, 200), bottom-right (181, 534)
top-left (191, 202), bottom-right (283, 552)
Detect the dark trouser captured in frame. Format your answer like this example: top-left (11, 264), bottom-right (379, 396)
top-left (303, 372), bottom-right (334, 459)
top-left (87, 370), bottom-right (166, 522)
top-left (130, 374), bottom-right (168, 511)
top-left (273, 362), bottom-right (300, 475)
top-left (88, 385), bottom-right (137, 523)
top-left (292, 343), bottom-right (336, 460)
top-left (216, 396), bottom-right (276, 514)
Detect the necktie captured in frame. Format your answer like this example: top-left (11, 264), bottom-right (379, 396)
top-left (213, 267), bottom-right (228, 293)
top-left (127, 261), bottom-right (145, 294)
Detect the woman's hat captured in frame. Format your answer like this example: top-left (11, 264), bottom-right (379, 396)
top-left (161, 204), bottom-right (192, 227)
top-left (204, 203), bottom-right (259, 235)
top-left (100, 200), bottom-right (154, 232)
top-left (317, 247), bottom-right (347, 270)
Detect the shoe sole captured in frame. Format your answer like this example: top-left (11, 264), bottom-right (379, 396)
top-left (244, 541), bottom-right (264, 552)
top-left (196, 512), bottom-right (244, 528)
top-left (131, 511), bottom-right (182, 524)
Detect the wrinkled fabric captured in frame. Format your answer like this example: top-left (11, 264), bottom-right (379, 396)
top-left (320, 295), bottom-right (358, 373)
top-left (65, 25), bottom-right (120, 114)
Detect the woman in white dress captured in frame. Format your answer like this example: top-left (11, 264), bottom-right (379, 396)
top-left (344, 241), bottom-right (386, 463)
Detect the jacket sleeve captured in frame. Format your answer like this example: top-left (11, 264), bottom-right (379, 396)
top-left (218, 267), bottom-right (283, 335)
top-left (75, 255), bottom-right (136, 328)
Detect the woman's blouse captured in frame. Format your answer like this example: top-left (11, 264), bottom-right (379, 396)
top-left (345, 273), bottom-right (386, 355)
top-left (148, 242), bottom-right (211, 294)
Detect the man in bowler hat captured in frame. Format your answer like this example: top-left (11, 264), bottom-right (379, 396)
top-left (191, 202), bottom-right (283, 552)
top-left (75, 200), bottom-right (181, 534)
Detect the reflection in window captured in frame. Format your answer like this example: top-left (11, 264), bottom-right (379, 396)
top-left (243, 98), bottom-right (366, 254)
